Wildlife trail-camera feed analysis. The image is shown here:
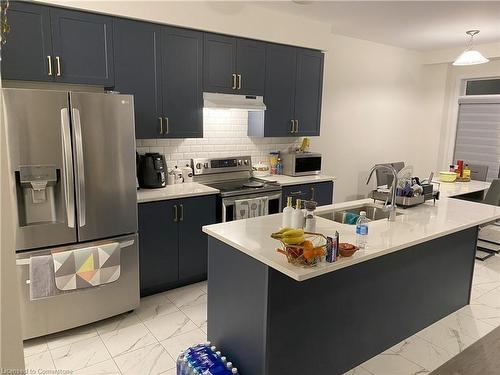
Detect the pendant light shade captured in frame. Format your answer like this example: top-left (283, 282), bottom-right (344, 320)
top-left (453, 30), bottom-right (489, 66)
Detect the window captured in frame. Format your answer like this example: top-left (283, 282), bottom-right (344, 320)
top-left (466, 79), bottom-right (500, 96)
top-left (453, 96), bottom-right (500, 181)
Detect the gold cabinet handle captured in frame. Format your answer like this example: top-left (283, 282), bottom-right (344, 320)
top-left (179, 203), bottom-right (184, 222)
top-left (47, 56), bottom-right (53, 76)
top-left (55, 56), bottom-right (61, 77)
top-left (164, 117), bottom-right (169, 134)
top-left (290, 119), bottom-right (294, 133)
top-left (237, 74), bottom-right (242, 90)
top-left (158, 117), bottom-right (163, 134)
top-left (173, 205), bottom-right (178, 222)
top-left (232, 73), bottom-right (237, 90)
top-left (295, 120), bottom-right (299, 133)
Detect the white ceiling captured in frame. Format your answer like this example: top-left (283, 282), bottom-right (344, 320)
top-left (254, 1), bottom-right (500, 51)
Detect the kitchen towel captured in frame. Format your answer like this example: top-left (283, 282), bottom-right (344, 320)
top-left (234, 197), bottom-right (269, 220)
top-left (30, 255), bottom-right (63, 300)
top-left (52, 242), bottom-right (121, 291)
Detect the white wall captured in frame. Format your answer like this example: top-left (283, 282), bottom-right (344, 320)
top-left (40, 0), bottom-right (434, 202)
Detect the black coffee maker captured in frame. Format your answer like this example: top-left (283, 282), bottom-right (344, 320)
top-left (138, 153), bottom-right (167, 188)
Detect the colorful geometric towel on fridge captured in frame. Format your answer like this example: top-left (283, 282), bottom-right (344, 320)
top-left (52, 242), bottom-right (120, 291)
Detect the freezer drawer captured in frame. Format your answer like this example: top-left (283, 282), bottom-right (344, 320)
top-left (16, 233), bottom-right (139, 340)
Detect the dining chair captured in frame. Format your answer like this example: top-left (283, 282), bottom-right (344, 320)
top-left (476, 179), bottom-right (500, 261)
top-left (468, 164), bottom-right (489, 181)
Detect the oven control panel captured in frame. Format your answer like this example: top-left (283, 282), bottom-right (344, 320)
top-left (192, 156), bottom-right (252, 175)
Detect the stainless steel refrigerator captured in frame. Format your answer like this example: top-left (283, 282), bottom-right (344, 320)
top-left (3, 88), bottom-right (139, 339)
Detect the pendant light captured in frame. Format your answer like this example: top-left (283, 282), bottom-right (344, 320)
top-left (453, 30), bottom-right (489, 66)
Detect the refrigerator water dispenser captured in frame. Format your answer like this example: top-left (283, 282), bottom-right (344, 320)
top-left (16, 165), bottom-right (59, 226)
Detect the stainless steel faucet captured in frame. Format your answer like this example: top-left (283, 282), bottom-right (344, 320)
top-left (366, 165), bottom-right (398, 221)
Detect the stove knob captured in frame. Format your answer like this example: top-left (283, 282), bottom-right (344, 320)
top-left (196, 163), bottom-right (202, 170)
top-left (204, 162), bottom-right (209, 169)
top-left (238, 160), bottom-right (242, 166)
top-left (243, 160), bottom-right (249, 165)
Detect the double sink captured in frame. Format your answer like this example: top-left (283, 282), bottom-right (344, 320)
top-left (317, 204), bottom-right (403, 224)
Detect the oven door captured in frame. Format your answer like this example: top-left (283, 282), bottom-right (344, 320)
top-left (221, 191), bottom-right (282, 222)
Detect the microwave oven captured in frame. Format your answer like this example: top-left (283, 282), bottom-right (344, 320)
top-left (282, 152), bottom-right (322, 176)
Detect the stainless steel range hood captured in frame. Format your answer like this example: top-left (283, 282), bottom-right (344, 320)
top-left (203, 92), bottom-right (266, 111)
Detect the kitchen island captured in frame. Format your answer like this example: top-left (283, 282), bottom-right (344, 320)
top-left (202, 185), bottom-right (500, 375)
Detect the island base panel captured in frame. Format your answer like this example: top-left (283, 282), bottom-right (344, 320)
top-left (207, 227), bottom-right (477, 375)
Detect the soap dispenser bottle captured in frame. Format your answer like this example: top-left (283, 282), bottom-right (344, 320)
top-left (291, 198), bottom-right (305, 229)
top-left (282, 196), bottom-right (293, 228)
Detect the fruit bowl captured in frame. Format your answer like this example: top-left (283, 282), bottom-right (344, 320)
top-left (272, 231), bottom-right (327, 267)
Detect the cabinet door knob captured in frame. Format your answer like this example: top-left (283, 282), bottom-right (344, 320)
top-left (158, 117), bottom-right (164, 134)
top-left (310, 187), bottom-right (315, 201)
top-left (47, 56), bottom-right (53, 76)
top-left (237, 74), bottom-right (242, 90)
top-left (232, 73), bottom-right (237, 90)
top-left (173, 205), bottom-right (178, 222)
top-left (55, 56), bottom-right (62, 77)
top-left (179, 204), bottom-right (184, 222)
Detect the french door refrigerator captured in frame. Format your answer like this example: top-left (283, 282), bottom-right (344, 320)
top-left (3, 88), bottom-right (139, 339)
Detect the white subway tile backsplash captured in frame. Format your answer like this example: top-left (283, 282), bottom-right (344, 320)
top-left (136, 109), bottom-right (299, 167)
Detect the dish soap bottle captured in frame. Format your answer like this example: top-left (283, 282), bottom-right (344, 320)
top-left (291, 198), bottom-right (304, 229)
top-left (282, 196), bottom-right (293, 228)
top-left (463, 164), bottom-right (471, 180)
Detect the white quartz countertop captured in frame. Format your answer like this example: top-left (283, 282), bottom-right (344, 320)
top-left (137, 183), bottom-right (219, 203)
top-left (435, 180), bottom-right (491, 198)
top-left (203, 183), bottom-right (499, 281)
top-left (258, 174), bottom-right (336, 186)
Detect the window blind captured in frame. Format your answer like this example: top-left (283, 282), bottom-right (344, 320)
top-left (454, 95), bottom-right (500, 181)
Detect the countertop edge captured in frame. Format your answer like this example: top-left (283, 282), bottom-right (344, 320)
top-left (258, 175), bottom-right (336, 186)
top-left (137, 187), bottom-right (220, 203)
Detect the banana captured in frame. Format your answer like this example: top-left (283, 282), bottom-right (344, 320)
top-left (283, 236), bottom-right (305, 245)
top-left (282, 229), bottom-right (304, 238)
top-left (271, 227), bottom-right (295, 239)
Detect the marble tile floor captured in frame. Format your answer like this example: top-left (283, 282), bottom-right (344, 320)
top-left (24, 254), bottom-right (500, 375)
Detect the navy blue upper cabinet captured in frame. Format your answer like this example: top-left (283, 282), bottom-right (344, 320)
top-left (236, 39), bottom-right (266, 95)
top-left (1, 2), bottom-right (53, 81)
top-left (161, 27), bottom-right (203, 138)
top-left (203, 33), bottom-right (266, 95)
top-left (50, 8), bottom-right (114, 86)
top-left (251, 44), bottom-right (324, 137)
top-left (262, 44), bottom-right (297, 137)
top-left (294, 48), bottom-right (324, 136)
top-left (203, 33), bottom-right (236, 94)
top-left (113, 19), bottom-right (162, 139)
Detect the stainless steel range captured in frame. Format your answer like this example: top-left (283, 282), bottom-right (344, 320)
top-left (193, 156), bottom-right (282, 222)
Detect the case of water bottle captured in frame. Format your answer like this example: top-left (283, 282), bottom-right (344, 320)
top-left (177, 342), bottom-right (239, 375)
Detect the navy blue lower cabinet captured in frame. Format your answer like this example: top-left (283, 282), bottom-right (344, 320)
top-left (138, 194), bottom-right (216, 296)
top-left (178, 195), bottom-right (217, 282)
top-left (281, 181), bottom-right (333, 209)
top-left (138, 200), bottom-right (179, 296)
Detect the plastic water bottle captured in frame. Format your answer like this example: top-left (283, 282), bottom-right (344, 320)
top-left (355, 211), bottom-right (369, 249)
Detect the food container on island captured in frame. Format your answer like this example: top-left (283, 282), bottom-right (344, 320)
top-left (439, 171), bottom-right (457, 183)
